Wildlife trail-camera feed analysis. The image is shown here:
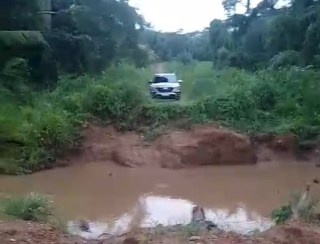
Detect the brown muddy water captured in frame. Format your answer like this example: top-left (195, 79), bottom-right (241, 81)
top-left (0, 161), bottom-right (320, 238)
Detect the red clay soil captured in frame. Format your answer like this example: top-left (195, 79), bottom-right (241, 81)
top-left (258, 221), bottom-right (320, 244)
top-left (0, 221), bottom-right (85, 244)
top-left (110, 221), bottom-right (320, 244)
top-left (67, 124), bottom-right (257, 169)
top-left (251, 133), bottom-right (297, 152)
top-left (1, 220), bottom-right (320, 244)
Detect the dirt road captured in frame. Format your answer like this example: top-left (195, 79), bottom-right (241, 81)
top-left (153, 63), bottom-right (165, 73)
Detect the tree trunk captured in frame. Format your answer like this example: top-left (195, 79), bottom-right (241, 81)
top-left (38, 0), bottom-right (52, 31)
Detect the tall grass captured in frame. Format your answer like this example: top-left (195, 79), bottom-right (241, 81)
top-left (2, 193), bottom-right (52, 222)
top-left (1, 61), bottom-right (320, 174)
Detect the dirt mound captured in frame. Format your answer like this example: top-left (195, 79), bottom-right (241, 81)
top-left (111, 221), bottom-right (320, 244)
top-left (153, 126), bottom-right (257, 168)
top-left (0, 221), bottom-right (86, 244)
top-left (1, 220), bottom-right (320, 244)
top-left (76, 124), bottom-right (256, 168)
top-left (258, 221), bottom-right (320, 244)
top-left (251, 133), bottom-right (302, 162)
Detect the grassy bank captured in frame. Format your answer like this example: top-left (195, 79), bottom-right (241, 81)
top-left (0, 193), bottom-right (52, 222)
top-left (169, 61), bottom-right (320, 139)
top-left (1, 62), bottom-right (320, 174)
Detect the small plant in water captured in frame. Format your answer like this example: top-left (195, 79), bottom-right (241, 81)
top-left (271, 205), bottom-right (293, 225)
top-left (3, 192), bottom-right (52, 222)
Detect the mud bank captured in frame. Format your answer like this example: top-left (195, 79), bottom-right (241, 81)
top-left (61, 124), bottom-right (314, 169)
top-left (1, 220), bottom-right (320, 244)
top-left (66, 124), bottom-right (258, 169)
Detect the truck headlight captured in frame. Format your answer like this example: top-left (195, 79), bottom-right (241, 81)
top-left (173, 87), bottom-right (181, 92)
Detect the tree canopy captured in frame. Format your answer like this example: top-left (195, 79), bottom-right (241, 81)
top-left (206, 0), bottom-right (320, 70)
top-left (2, 0), bottom-right (320, 79)
top-left (0, 0), bottom-right (149, 80)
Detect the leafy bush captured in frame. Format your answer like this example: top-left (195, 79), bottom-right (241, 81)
top-left (0, 99), bottom-right (79, 174)
top-left (271, 205), bottom-right (293, 225)
top-left (84, 82), bottom-right (145, 127)
top-left (269, 50), bottom-right (301, 69)
top-left (19, 104), bottom-right (78, 171)
top-left (251, 82), bottom-right (277, 111)
top-left (3, 193), bottom-right (52, 222)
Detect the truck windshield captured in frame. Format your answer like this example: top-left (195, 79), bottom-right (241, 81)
top-left (153, 74), bottom-right (177, 83)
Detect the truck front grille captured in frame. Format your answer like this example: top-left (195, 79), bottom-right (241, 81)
top-left (156, 87), bottom-right (173, 92)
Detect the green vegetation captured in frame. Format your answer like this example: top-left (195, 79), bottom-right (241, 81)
top-left (2, 193), bottom-right (52, 222)
top-left (147, 1), bottom-right (320, 71)
top-left (271, 205), bottom-right (293, 225)
top-left (271, 191), bottom-right (319, 224)
top-left (2, 61), bottom-right (320, 174)
top-left (1, 0), bottom-right (320, 174)
top-left (0, 0), bottom-right (150, 174)
top-left (164, 61), bottom-right (320, 143)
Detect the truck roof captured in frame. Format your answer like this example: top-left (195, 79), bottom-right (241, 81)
top-left (154, 73), bottom-right (176, 76)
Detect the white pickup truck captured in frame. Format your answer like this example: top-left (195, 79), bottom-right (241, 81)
top-left (148, 73), bottom-right (182, 100)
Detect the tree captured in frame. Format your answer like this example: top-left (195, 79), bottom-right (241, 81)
top-left (266, 15), bottom-right (304, 56)
top-left (208, 0), bottom-right (320, 69)
top-left (0, 0), bottom-right (41, 30)
top-left (48, 0), bottom-right (146, 73)
top-left (222, 0), bottom-right (252, 15)
top-left (209, 20), bottom-right (231, 66)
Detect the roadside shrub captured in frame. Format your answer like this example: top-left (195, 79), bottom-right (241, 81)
top-left (84, 81), bottom-right (145, 127)
top-left (200, 90), bottom-right (255, 122)
top-left (0, 102), bottom-right (80, 174)
top-left (251, 82), bottom-right (277, 111)
top-left (0, 104), bottom-right (25, 174)
top-left (19, 104), bottom-right (78, 171)
top-left (3, 193), bottom-right (52, 222)
top-left (269, 50), bottom-right (301, 69)
top-left (190, 79), bottom-right (216, 99)
top-left (143, 103), bottom-right (191, 124)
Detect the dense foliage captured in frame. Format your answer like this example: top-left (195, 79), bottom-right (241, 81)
top-left (141, 29), bottom-right (211, 63)
top-left (0, 0), bottom-right (149, 79)
top-left (142, 0), bottom-right (320, 70)
top-left (209, 0), bottom-right (320, 69)
top-left (0, 0), bottom-right (149, 173)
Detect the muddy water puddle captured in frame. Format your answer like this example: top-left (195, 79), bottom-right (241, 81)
top-left (0, 162), bottom-right (320, 237)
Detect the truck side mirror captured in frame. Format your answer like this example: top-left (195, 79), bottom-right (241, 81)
top-left (178, 80), bottom-right (183, 83)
